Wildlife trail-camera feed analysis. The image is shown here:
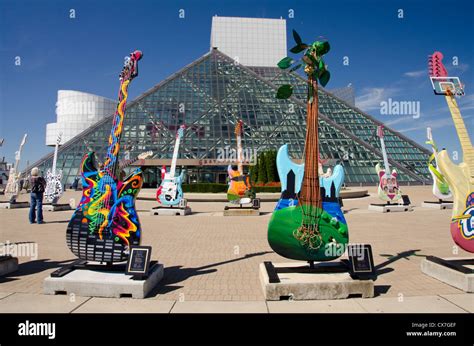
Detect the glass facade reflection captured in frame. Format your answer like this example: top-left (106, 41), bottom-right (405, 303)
top-left (27, 49), bottom-right (432, 186)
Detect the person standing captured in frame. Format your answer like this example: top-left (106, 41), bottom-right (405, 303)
top-left (29, 167), bottom-right (46, 224)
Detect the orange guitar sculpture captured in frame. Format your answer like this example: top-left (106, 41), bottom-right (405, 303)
top-left (429, 51), bottom-right (473, 253)
top-left (227, 120), bottom-right (255, 204)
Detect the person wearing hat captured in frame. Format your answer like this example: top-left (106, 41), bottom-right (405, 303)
top-left (29, 167), bottom-right (46, 224)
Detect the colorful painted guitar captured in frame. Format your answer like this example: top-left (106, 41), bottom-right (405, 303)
top-left (156, 125), bottom-right (185, 206)
top-left (375, 126), bottom-right (402, 203)
top-left (429, 51), bottom-right (473, 253)
top-left (5, 134), bottom-right (27, 203)
top-left (227, 120), bottom-right (255, 204)
top-left (66, 50), bottom-right (143, 263)
top-left (426, 127), bottom-right (452, 200)
top-left (45, 133), bottom-right (63, 203)
top-left (268, 33), bottom-right (348, 261)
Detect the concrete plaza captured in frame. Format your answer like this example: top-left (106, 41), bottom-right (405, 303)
top-left (0, 186), bottom-right (472, 313)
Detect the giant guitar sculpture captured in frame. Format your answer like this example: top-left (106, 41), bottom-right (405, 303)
top-left (268, 32), bottom-right (348, 261)
top-left (66, 50), bottom-right (143, 263)
top-left (429, 51), bottom-right (473, 253)
top-left (375, 126), bottom-right (402, 203)
top-left (156, 125), bottom-right (186, 206)
top-left (426, 127), bottom-right (452, 200)
top-left (227, 120), bottom-right (255, 204)
top-left (45, 133), bottom-right (64, 204)
top-left (5, 134), bottom-right (27, 203)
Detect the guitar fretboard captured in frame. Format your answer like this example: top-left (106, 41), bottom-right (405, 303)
top-left (445, 95), bottom-right (474, 178)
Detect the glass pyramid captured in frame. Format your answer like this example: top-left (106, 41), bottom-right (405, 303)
top-left (27, 48), bottom-right (432, 186)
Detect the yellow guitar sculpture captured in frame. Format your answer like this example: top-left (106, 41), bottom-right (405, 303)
top-left (429, 51), bottom-right (473, 253)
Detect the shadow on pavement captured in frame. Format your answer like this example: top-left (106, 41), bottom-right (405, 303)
top-left (147, 251), bottom-right (272, 297)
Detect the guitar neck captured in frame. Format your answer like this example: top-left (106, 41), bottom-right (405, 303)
top-left (379, 136), bottom-right (390, 174)
top-left (236, 134), bottom-right (243, 174)
top-left (104, 79), bottom-right (130, 176)
top-left (119, 155), bottom-right (139, 170)
top-left (445, 95), bottom-right (474, 167)
top-left (52, 143), bottom-right (59, 175)
top-left (170, 136), bottom-right (181, 177)
top-left (299, 77), bottom-right (321, 207)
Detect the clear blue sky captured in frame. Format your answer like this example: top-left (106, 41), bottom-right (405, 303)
top-left (0, 0), bottom-right (473, 166)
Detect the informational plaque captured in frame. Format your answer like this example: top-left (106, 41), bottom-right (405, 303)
top-left (347, 244), bottom-right (375, 280)
top-left (125, 246), bottom-right (152, 278)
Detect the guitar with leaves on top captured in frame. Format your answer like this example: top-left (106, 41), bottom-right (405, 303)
top-left (268, 31), bottom-right (348, 262)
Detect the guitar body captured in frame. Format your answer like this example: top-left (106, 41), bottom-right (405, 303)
top-left (375, 163), bottom-right (402, 202)
top-left (227, 165), bottom-right (253, 203)
top-left (5, 170), bottom-right (19, 200)
top-left (45, 169), bottom-right (63, 203)
top-left (268, 144), bottom-right (348, 261)
top-left (437, 149), bottom-right (474, 252)
top-left (66, 152), bottom-right (143, 262)
top-left (156, 170), bottom-right (184, 206)
top-left (428, 164), bottom-right (452, 199)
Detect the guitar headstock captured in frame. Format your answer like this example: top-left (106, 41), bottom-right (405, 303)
top-left (19, 134), bottom-right (27, 148)
top-left (234, 120), bottom-right (244, 137)
top-left (120, 50), bottom-right (143, 82)
top-left (177, 125), bottom-right (186, 139)
top-left (428, 51), bottom-right (448, 78)
top-left (428, 51), bottom-right (464, 96)
top-left (426, 127), bottom-right (433, 141)
top-left (56, 133), bottom-right (63, 146)
top-left (376, 125), bottom-right (384, 139)
top-left (138, 151), bottom-right (153, 160)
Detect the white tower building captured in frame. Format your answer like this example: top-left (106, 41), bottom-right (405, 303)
top-left (210, 16), bottom-right (287, 67)
top-left (45, 90), bottom-right (116, 146)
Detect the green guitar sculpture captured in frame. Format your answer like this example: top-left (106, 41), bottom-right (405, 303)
top-left (267, 31), bottom-right (349, 262)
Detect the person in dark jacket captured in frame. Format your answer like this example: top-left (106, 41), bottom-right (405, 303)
top-left (29, 167), bottom-right (46, 224)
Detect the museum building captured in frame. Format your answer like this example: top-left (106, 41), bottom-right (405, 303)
top-left (26, 16), bottom-right (432, 186)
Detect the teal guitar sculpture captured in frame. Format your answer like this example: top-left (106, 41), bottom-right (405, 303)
top-left (268, 31), bottom-right (348, 261)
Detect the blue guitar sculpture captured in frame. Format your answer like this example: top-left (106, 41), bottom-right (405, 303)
top-left (156, 125), bottom-right (185, 206)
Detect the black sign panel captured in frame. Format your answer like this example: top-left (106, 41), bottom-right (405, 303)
top-left (126, 246), bottom-right (152, 277)
top-left (347, 244), bottom-right (375, 280)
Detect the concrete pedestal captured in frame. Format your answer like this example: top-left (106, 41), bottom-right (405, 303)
top-left (224, 208), bottom-right (260, 216)
top-left (368, 203), bottom-right (413, 213)
top-left (421, 201), bottom-right (453, 210)
top-left (259, 262), bottom-right (374, 300)
top-left (44, 262), bottom-right (164, 299)
top-left (0, 256), bottom-right (19, 276)
top-left (421, 257), bottom-right (474, 292)
top-left (0, 201), bottom-right (30, 209)
top-left (44, 203), bottom-right (72, 212)
top-left (150, 206), bottom-right (192, 216)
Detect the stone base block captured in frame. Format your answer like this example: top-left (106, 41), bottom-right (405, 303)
top-left (259, 262), bottom-right (374, 300)
top-left (368, 203), bottom-right (413, 213)
top-left (0, 201), bottom-right (30, 209)
top-left (421, 257), bottom-right (474, 292)
top-left (149, 206), bottom-right (192, 216)
top-left (0, 256), bottom-right (19, 276)
top-left (223, 208), bottom-right (260, 216)
top-left (44, 203), bottom-right (72, 212)
top-left (43, 262), bottom-right (164, 299)
top-left (421, 201), bottom-right (453, 210)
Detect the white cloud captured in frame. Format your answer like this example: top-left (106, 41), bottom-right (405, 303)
top-left (355, 87), bottom-right (400, 111)
top-left (404, 70), bottom-right (425, 78)
top-left (397, 114), bottom-right (474, 133)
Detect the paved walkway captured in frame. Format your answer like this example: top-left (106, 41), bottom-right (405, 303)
top-left (0, 186), bottom-right (472, 312)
